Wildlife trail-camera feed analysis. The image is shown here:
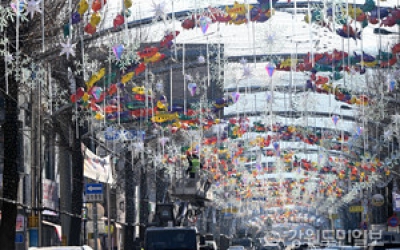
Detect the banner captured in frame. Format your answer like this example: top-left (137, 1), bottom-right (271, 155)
top-left (43, 179), bottom-right (58, 215)
top-left (82, 143), bottom-right (113, 184)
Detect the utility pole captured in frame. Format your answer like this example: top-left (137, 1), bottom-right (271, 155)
top-left (124, 150), bottom-right (135, 250)
top-left (37, 74), bottom-right (43, 247)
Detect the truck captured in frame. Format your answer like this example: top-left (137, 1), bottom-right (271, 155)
top-left (144, 227), bottom-right (199, 250)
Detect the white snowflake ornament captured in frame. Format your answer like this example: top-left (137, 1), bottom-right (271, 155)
top-left (151, 0), bottom-right (166, 20)
top-left (239, 58), bottom-right (247, 65)
top-left (60, 39), bottom-right (76, 60)
top-left (384, 128), bottom-right (393, 141)
top-left (266, 32), bottom-right (276, 44)
top-left (197, 55), bottom-right (205, 63)
top-left (393, 114), bottom-right (400, 124)
top-left (26, 0), bottom-right (42, 19)
top-left (243, 65), bottom-right (252, 77)
top-left (5, 53), bottom-right (14, 63)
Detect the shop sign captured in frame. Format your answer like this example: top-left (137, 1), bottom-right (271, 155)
top-left (349, 206), bottom-right (364, 213)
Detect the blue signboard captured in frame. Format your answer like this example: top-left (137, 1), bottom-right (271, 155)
top-left (29, 228), bottom-right (38, 247)
top-left (15, 232), bottom-right (24, 243)
top-left (85, 183), bottom-right (103, 195)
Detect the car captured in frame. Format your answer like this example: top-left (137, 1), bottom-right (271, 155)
top-left (228, 246), bottom-right (246, 250)
top-left (259, 245), bottom-right (281, 250)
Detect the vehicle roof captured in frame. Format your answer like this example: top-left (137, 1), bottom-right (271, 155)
top-left (146, 226), bottom-right (198, 232)
top-left (29, 247), bottom-right (92, 250)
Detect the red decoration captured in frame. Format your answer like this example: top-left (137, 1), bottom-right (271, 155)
top-left (92, 0), bottom-right (106, 12)
top-left (113, 14), bottom-right (125, 29)
top-left (84, 23), bottom-right (96, 34)
top-left (70, 94), bottom-right (77, 103)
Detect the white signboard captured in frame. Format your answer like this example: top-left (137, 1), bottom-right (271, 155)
top-left (16, 214), bottom-right (24, 232)
top-left (393, 192), bottom-right (400, 212)
top-left (82, 143), bottom-right (113, 184)
top-left (43, 179), bottom-right (58, 212)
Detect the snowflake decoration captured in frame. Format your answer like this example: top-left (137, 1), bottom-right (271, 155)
top-left (239, 58), bottom-right (247, 65)
top-left (0, 5), bottom-right (16, 31)
top-left (392, 114), bottom-right (400, 125)
top-left (197, 55), bottom-right (205, 64)
top-left (60, 39), bottom-right (76, 60)
top-left (5, 53), bottom-right (13, 63)
top-left (265, 32), bottom-right (276, 44)
top-left (25, 0), bottom-right (42, 19)
top-left (116, 53), bottom-right (133, 72)
top-left (151, 0), bottom-right (166, 20)
top-left (384, 128), bottom-right (393, 141)
top-left (184, 74), bottom-right (193, 81)
top-left (242, 65), bottom-right (253, 78)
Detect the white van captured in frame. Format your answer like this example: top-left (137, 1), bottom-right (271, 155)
top-left (29, 246), bottom-right (93, 250)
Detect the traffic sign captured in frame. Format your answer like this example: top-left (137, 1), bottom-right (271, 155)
top-left (86, 183), bottom-right (103, 194)
top-left (85, 183), bottom-right (103, 202)
top-left (15, 232), bottom-right (24, 243)
top-left (388, 215), bottom-right (400, 227)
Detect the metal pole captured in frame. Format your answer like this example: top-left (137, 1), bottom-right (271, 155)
top-left (183, 43), bottom-right (186, 115)
top-left (38, 78), bottom-right (43, 247)
top-left (108, 184), bottom-right (112, 250)
top-left (30, 86), bottom-right (36, 244)
top-left (93, 201), bottom-right (98, 250)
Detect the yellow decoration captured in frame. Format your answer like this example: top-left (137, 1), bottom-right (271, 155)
top-left (350, 96), bottom-right (357, 104)
top-left (172, 121), bottom-right (181, 128)
top-left (266, 9), bottom-right (275, 17)
top-left (144, 52), bottom-right (163, 63)
top-left (304, 14), bottom-right (310, 23)
top-left (95, 112), bottom-right (104, 120)
top-left (279, 58), bottom-right (297, 68)
top-left (82, 93), bottom-right (90, 102)
top-left (132, 86), bottom-right (149, 95)
top-left (97, 68), bottom-right (105, 80)
top-left (226, 1), bottom-right (250, 17)
top-left (229, 18), bottom-right (247, 25)
top-left (85, 68), bottom-right (106, 88)
top-left (157, 100), bottom-right (167, 111)
top-left (77, 0), bottom-right (89, 15)
top-left (90, 12), bottom-right (101, 26)
top-left (121, 72), bottom-right (135, 84)
top-left (124, 0), bottom-right (133, 8)
top-left (151, 112), bottom-right (179, 123)
top-left (361, 60), bottom-right (378, 67)
top-left (345, 5), bottom-right (363, 18)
